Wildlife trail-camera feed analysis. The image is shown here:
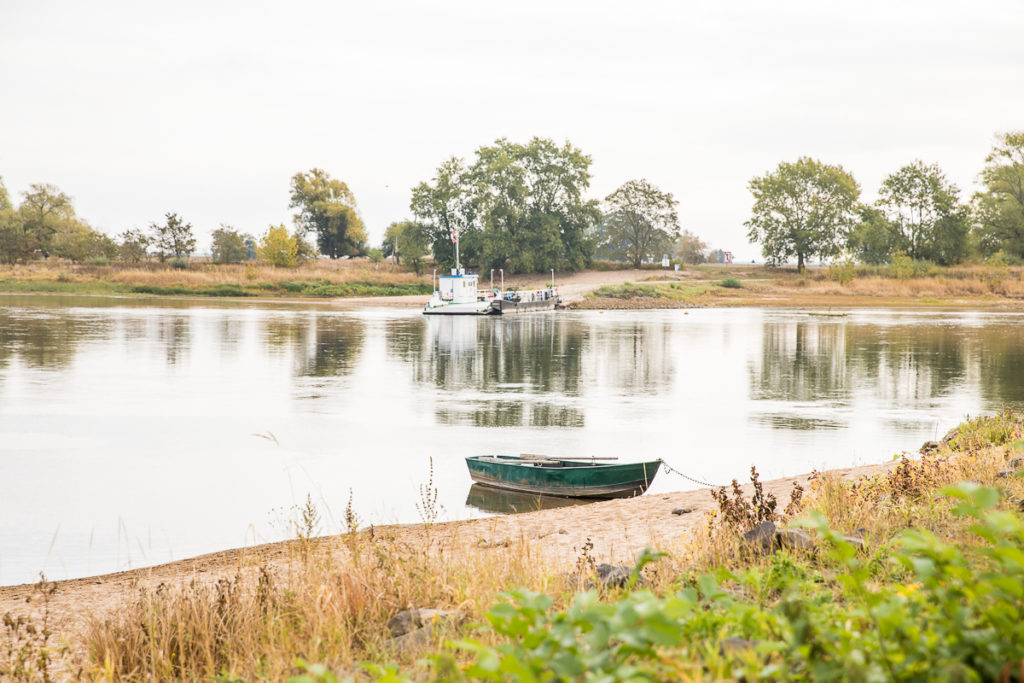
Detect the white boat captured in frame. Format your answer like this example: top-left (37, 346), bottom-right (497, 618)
top-left (423, 269), bottom-right (496, 315)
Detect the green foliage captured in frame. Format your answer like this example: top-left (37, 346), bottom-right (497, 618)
top-left (825, 254), bottom-right (856, 285)
top-left (876, 160), bottom-right (970, 265)
top-left (130, 284), bottom-right (252, 297)
top-left (149, 212), bottom-right (196, 261)
top-left (117, 228), bottom-right (150, 263)
top-left (171, 257), bottom-right (189, 270)
top-left (374, 483), bottom-right (1024, 682)
top-left (258, 224), bottom-right (300, 267)
top-left (719, 277), bottom-right (743, 289)
top-left (290, 169), bottom-right (365, 259)
top-left (275, 279), bottom-right (430, 297)
top-left (888, 250), bottom-right (914, 279)
top-left (383, 221), bottom-right (429, 274)
top-left (847, 205), bottom-right (900, 265)
top-left (411, 138), bottom-right (600, 273)
top-left (600, 179), bottom-right (680, 268)
top-left (50, 221), bottom-right (118, 263)
top-left (974, 131), bottom-right (1024, 259)
top-left (18, 182), bottom-right (75, 256)
top-left (746, 157), bottom-right (861, 271)
top-left (211, 225), bottom-right (252, 264)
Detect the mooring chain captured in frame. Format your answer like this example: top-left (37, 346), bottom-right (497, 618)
top-left (657, 458), bottom-right (723, 489)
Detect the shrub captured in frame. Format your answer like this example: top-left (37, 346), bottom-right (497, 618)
top-left (720, 277), bottom-right (743, 289)
top-left (171, 257), bottom-right (189, 270)
top-left (84, 256), bottom-right (109, 266)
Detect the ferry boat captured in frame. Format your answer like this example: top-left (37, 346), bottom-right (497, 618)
top-left (422, 233), bottom-right (560, 315)
top-left (423, 268), bottom-right (561, 316)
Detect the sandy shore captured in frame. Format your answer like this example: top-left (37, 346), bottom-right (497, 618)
top-left (0, 458), bottom-right (899, 646)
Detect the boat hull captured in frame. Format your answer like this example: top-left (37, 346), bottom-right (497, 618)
top-left (490, 298), bottom-right (559, 314)
top-left (465, 456), bottom-right (660, 499)
top-left (423, 301), bottom-right (497, 315)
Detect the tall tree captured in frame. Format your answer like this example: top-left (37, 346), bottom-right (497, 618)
top-left (18, 183), bottom-right (75, 256)
top-left (847, 206), bottom-right (900, 265)
top-left (470, 137), bottom-right (598, 272)
top-left (410, 158), bottom-right (477, 269)
top-left (211, 225), bottom-right (251, 264)
top-left (602, 179), bottom-right (680, 268)
top-left (383, 220), bottom-right (429, 274)
top-left (410, 138), bottom-right (600, 273)
top-left (974, 131), bottom-right (1024, 258)
top-left (150, 212), bottom-right (196, 261)
top-left (876, 160), bottom-right (968, 264)
top-left (118, 229), bottom-right (150, 263)
top-left (290, 169), bottom-right (365, 259)
top-left (0, 178), bottom-right (36, 264)
top-left (746, 157), bottom-right (860, 271)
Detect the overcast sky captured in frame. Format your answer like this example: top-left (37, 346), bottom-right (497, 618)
top-left (2, 0), bottom-right (1022, 260)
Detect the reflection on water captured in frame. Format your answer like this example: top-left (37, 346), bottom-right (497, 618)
top-left (2, 299), bottom-right (1023, 585)
top-left (465, 483), bottom-right (593, 514)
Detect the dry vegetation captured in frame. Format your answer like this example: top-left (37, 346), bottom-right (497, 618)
top-left (574, 263), bottom-right (1024, 309)
top-left (4, 412), bottom-right (1023, 680)
top-left (0, 259), bottom-right (431, 298)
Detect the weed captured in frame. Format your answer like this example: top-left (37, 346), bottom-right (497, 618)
top-left (415, 457), bottom-right (444, 525)
top-left (719, 277), bottom-right (743, 288)
top-left (1, 575), bottom-right (67, 682)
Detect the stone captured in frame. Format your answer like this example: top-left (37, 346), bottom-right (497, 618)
top-left (919, 440), bottom-right (940, 455)
top-left (386, 608), bottom-right (464, 637)
top-left (719, 637), bottom-right (757, 656)
top-left (996, 469), bottom-right (1015, 479)
top-left (1009, 456), bottom-right (1024, 470)
top-left (671, 507), bottom-right (694, 515)
top-left (774, 528), bottom-right (815, 550)
top-left (595, 563), bottom-right (632, 588)
top-left (741, 521), bottom-right (776, 552)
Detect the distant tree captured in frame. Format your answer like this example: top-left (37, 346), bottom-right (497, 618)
top-left (974, 131), bottom-right (1024, 258)
top-left (876, 160), bottom-right (969, 265)
top-left (675, 229), bottom-right (708, 264)
top-left (18, 183), bottom-right (76, 256)
top-left (384, 220), bottom-right (429, 274)
top-left (410, 139), bottom-right (600, 273)
top-left (50, 222), bottom-right (118, 263)
top-left (258, 224), bottom-right (299, 267)
top-left (746, 157), bottom-right (860, 271)
top-left (150, 212), bottom-right (196, 261)
top-left (847, 206), bottom-right (900, 265)
top-left (289, 169), bottom-right (366, 258)
top-left (118, 228), bottom-right (150, 263)
top-left (210, 225), bottom-right (251, 264)
top-left (410, 157), bottom-right (478, 269)
top-left (709, 248), bottom-right (725, 264)
top-left (601, 179), bottom-right (680, 268)
top-left (0, 179), bottom-right (36, 264)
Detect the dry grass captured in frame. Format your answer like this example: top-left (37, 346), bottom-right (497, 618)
top-left (8, 411), bottom-right (1024, 680)
top-left (76, 526), bottom-right (571, 680)
top-left (0, 259), bottom-right (426, 288)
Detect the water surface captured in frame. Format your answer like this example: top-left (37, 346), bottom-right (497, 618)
top-left (1, 296), bottom-right (1021, 584)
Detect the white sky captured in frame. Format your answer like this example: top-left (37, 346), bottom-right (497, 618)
top-left (2, 0), bottom-right (1022, 260)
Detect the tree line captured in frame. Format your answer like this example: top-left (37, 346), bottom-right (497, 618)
top-left (0, 170), bottom-right (367, 267)
top-left (3, 131), bottom-right (1022, 272)
top-left (746, 132), bottom-right (1024, 270)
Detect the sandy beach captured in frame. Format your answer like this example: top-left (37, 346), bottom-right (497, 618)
top-left (0, 458), bottom-right (899, 649)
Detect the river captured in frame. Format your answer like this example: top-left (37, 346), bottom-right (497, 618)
top-left (1, 295), bottom-right (1022, 585)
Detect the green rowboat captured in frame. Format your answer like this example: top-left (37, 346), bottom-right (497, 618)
top-left (465, 455), bottom-right (661, 499)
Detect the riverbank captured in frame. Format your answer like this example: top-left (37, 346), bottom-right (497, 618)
top-left (2, 261), bottom-right (1023, 310)
top-left (4, 409), bottom-right (1023, 679)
